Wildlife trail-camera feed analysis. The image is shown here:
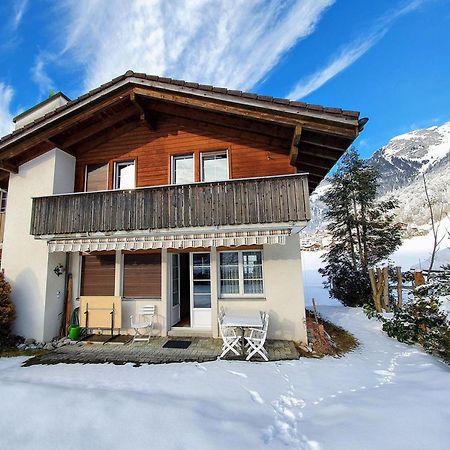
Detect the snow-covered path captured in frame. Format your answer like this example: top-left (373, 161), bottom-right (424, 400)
top-left (0, 306), bottom-right (449, 450)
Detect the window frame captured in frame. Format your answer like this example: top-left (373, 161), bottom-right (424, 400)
top-left (171, 153), bottom-right (195, 185)
top-left (84, 162), bottom-right (109, 192)
top-left (113, 160), bottom-right (136, 190)
top-left (200, 150), bottom-right (229, 182)
top-left (218, 250), bottom-right (264, 299)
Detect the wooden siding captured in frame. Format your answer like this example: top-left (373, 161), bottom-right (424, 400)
top-left (73, 114), bottom-right (295, 192)
top-left (31, 174), bottom-right (310, 236)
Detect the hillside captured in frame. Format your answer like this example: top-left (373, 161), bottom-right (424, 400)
top-left (302, 121), bottom-right (450, 248)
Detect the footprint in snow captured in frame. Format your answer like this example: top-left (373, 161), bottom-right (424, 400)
top-left (227, 370), bottom-right (247, 379)
top-left (247, 389), bottom-right (264, 404)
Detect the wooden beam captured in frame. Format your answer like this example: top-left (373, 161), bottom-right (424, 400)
top-left (0, 88), bottom-right (134, 161)
top-left (139, 98), bottom-right (294, 141)
top-left (130, 92), bottom-right (157, 130)
top-left (289, 125), bottom-right (302, 166)
top-left (56, 107), bottom-right (138, 148)
top-left (300, 144), bottom-right (344, 162)
top-left (297, 163), bottom-right (329, 177)
top-left (0, 160), bottom-right (18, 174)
top-left (297, 153), bottom-right (333, 170)
top-left (68, 120), bottom-right (141, 156)
top-left (132, 87), bottom-right (357, 138)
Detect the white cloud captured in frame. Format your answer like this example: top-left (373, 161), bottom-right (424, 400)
top-left (57, 0), bottom-right (334, 91)
top-left (0, 83), bottom-right (14, 136)
top-left (288, 0), bottom-right (424, 99)
top-left (11, 0), bottom-right (28, 30)
top-left (31, 55), bottom-right (56, 96)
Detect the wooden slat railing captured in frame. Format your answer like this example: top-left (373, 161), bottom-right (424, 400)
top-left (30, 174), bottom-right (310, 236)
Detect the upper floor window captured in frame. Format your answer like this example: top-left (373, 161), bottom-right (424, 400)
top-left (0, 190), bottom-right (7, 213)
top-left (172, 154), bottom-right (194, 184)
top-left (201, 151), bottom-right (228, 182)
top-left (85, 163), bottom-right (108, 192)
top-left (114, 161), bottom-right (135, 189)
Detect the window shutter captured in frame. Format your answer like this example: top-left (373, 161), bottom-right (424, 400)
top-left (123, 253), bottom-right (161, 298)
top-left (81, 254), bottom-right (116, 296)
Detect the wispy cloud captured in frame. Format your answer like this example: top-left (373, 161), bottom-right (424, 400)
top-left (0, 83), bottom-right (14, 136)
top-left (11, 0), bottom-right (28, 30)
top-left (31, 54), bottom-right (56, 96)
top-left (57, 0), bottom-right (334, 91)
top-left (288, 0), bottom-right (424, 99)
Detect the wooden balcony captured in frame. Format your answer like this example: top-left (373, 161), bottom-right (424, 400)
top-left (30, 174), bottom-right (310, 237)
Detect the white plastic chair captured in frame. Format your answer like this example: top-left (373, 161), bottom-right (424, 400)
top-left (245, 313), bottom-right (269, 361)
top-left (130, 305), bottom-right (156, 343)
top-left (218, 316), bottom-right (240, 358)
top-left (219, 305), bottom-right (226, 321)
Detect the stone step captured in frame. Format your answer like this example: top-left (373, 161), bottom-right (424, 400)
top-left (168, 327), bottom-right (212, 338)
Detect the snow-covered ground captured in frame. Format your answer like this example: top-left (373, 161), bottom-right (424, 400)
top-left (1, 306), bottom-right (449, 450)
top-left (0, 232), bottom-right (449, 450)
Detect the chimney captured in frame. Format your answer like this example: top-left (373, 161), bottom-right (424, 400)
top-left (13, 92), bottom-right (71, 130)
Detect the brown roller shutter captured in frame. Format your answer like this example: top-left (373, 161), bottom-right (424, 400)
top-left (123, 253), bottom-right (161, 298)
top-left (81, 254), bottom-right (116, 296)
top-left (85, 163), bottom-right (108, 191)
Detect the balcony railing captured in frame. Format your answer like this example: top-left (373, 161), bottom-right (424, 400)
top-left (30, 174), bottom-right (310, 236)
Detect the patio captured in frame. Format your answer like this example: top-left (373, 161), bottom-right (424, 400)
top-left (23, 337), bottom-right (300, 366)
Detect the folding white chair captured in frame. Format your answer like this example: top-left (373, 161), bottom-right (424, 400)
top-left (130, 305), bottom-right (156, 343)
top-left (245, 313), bottom-right (269, 361)
top-left (218, 316), bottom-right (241, 358)
top-left (219, 305), bottom-right (226, 321)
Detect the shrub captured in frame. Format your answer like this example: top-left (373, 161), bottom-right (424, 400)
top-left (0, 271), bottom-right (15, 342)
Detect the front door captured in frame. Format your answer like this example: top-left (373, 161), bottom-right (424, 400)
top-left (190, 252), bottom-right (212, 328)
top-left (170, 254), bottom-right (180, 326)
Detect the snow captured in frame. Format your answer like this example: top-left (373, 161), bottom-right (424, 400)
top-left (1, 305), bottom-right (450, 450)
top-left (0, 236), bottom-right (449, 449)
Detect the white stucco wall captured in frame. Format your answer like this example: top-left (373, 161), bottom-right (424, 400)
top-left (218, 235), bottom-right (307, 342)
top-left (1, 149), bottom-right (75, 342)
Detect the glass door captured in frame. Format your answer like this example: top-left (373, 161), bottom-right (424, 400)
top-left (190, 252), bottom-right (211, 328)
top-left (170, 254), bottom-right (180, 326)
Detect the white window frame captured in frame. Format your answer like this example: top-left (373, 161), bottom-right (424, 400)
top-left (114, 160), bottom-right (136, 190)
top-left (218, 250), bottom-right (264, 298)
top-left (200, 150), bottom-right (229, 182)
top-left (171, 153), bottom-right (194, 185)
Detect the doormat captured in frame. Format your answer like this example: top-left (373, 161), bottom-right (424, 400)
top-left (163, 340), bottom-right (192, 349)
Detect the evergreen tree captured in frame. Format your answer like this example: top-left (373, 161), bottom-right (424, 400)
top-left (319, 148), bottom-right (401, 306)
top-left (0, 271), bottom-right (15, 341)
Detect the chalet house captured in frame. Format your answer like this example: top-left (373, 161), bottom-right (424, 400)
top-left (0, 71), bottom-right (363, 343)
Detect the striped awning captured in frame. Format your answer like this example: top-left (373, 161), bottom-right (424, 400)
top-left (47, 229), bottom-right (291, 253)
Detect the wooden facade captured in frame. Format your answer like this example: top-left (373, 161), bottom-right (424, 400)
top-left (73, 116), bottom-right (295, 192)
top-left (30, 174), bottom-right (310, 236)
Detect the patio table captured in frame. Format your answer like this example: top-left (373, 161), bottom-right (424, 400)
top-left (222, 312), bottom-right (263, 356)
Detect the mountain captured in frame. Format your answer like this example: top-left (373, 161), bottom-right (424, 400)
top-left (302, 121), bottom-right (450, 247)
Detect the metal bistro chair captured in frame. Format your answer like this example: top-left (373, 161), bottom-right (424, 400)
top-left (245, 313), bottom-right (269, 361)
top-left (130, 305), bottom-right (156, 343)
top-left (218, 315), bottom-right (241, 359)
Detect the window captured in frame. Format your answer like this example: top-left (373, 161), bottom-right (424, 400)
top-left (201, 151), bottom-right (228, 182)
top-left (192, 253), bottom-right (211, 308)
top-left (114, 161), bottom-right (135, 189)
top-left (85, 163), bottom-right (108, 192)
top-left (123, 253), bottom-right (161, 298)
top-left (219, 250), bottom-right (264, 297)
top-left (0, 190), bottom-right (7, 213)
top-left (81, 254), bottom-right (115, 296)
top-left (172, 154), bottom-right (194, 184)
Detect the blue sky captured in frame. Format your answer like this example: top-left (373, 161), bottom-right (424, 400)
top-left (0, 0), bottom-right (449, 158)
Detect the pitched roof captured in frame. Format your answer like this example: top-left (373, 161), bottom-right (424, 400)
top-left (0, 70), bottom-right (359, 147)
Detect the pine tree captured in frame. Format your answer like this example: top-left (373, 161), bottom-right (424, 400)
top-left (319, 148), bottom-right (402, 306)
top-left (0, 270), bottom-right (15, 341)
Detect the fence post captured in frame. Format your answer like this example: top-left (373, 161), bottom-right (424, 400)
top-left (382, 266), bottom-right (390, 311)
top-left (396, 266), bottom-right (403, 307)
top-left (368, 268), bottom-right (382, 312)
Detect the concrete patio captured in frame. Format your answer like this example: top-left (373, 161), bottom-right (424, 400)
top-left (23, 337), bottom-right (300, 366)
